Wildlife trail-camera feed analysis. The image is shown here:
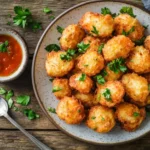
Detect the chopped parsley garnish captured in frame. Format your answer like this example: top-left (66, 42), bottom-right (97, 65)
top-left (57, 26), bottom-right (64, 34)
top-left (101, 70), bottom-right (108, 77)
top-left (43, 7), bottom-right (52, 14)
top-left (77, 42), bottom-right (90, 53)
top-left (101, 7), bottom-right (116, 17)
top-left (5, 90), bottom-right (14, 100)
top-left (97, 94), bottom-right (101, 101)
top-left (94, 75), bottom-right (105, 85)
top-left (49, 15), bottom-right (55, 20)
top-left (0, 41), bottom-right (9, 53)
top-left (102, 88), bottom-right (111, 101)
top-left (49, 78), bottom-right (54, 82)
top-left (45, 44), bottom-right (60, 52)
top-left (120, 6), bottom-right (136, 18)
top-left (13, 6), bottom-right (42, 31)
top-left (16, 95), bottom-right (30, 106)
top-left (60, 49), bottom-right (76, 61)
top-left (98, 43), bottom-right (104, 54)
top-left (0, 87), bottom-right (7, 95)
top-left (148, 84), bottom-right (150, 91)
top-left (91, 26), bottom-right (99, 35)
top-left (23, 109), bottom-right (40, 120)
top-left (91, 116), bottom-right (96, 120)
top-left (52, 87), bottom-right (62, 93)
top-left (8, 98), bottom-right (14, 108)
top-left (122, 26), bottom-right (135, 36)
top-left (101, 117), bottom-right (105, 121)
top-left (48, 107), bottom-right (56, 113)
top-left (78, 73), bottom-right (86, 81)
top-left (133, 112), bottom-right (140, 117)
top-left (134, 37), bottom-right (145, 46)
top-left (143, 25), bottom-right (149, 29)
top-left (108, 57), bottom-right (127, 73)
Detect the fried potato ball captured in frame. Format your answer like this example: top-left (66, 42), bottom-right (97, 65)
top-left (60, 24), bottom-right (85, 51)
top-left (114, 14), bottom-right (145, 41)
top-left (69, 73), bottom-right (93, 93)
top-left (115, 102), bottom-right (146, 131)
top-left (82, 36), bottom-right (102, 52)
top-left (45, 51), bottom-right (74, 77)
top-left (95, 81), bottom-right (125, 107)
top-left (52, 78), bottom-right (71, 99)
top-left (144, 35), bottom-right (150, 51)
top-left (122, 73), bottom-right (149, 106)
top-left (74, 92), bottom-right (99, 108)
top-left (102, 35), bottom-right (134, 61)
top-left (79, 12), bottom-right (114, 38)
top-left (77, 50), bottom-right (104, 76)
top-left (86, 105), bottom-right (116, 133)
top-left (56, 96), bottom-right (85, 124)
top-left (126, 46), bottom-right (150, 74)
top-left (104, 66), bottom-right (123, 81)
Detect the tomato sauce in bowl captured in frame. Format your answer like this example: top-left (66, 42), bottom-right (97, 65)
top-left (0, 35), bottom-right (22, 76)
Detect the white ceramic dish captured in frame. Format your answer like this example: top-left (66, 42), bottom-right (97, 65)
top-left (32, 0), bottom-right (150, 145)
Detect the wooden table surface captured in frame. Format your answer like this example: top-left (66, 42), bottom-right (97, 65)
top-left (0, 0), bottom-right (150, 150)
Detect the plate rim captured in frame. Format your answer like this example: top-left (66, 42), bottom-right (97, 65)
top-left (32, 0), bottom-right (150, 145)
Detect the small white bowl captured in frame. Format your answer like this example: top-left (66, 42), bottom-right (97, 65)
top-left (0, 28), bottom-right (28, 82)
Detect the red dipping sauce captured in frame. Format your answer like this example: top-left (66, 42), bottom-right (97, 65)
top-left (0, 35), bottom-right (22, 76)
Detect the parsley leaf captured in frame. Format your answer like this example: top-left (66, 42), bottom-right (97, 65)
top-left (143, 25), bottom-right (149, 29)
top-left (122, 26), bottom-right (135, 36)
top-left (8, 98), bottom-right (14, 108)
top-left (13, 6), bottom-right (42, 31)
top-left (94, 75), bottom-right (105, 85)
top-left (77, 42), bottom-right (90, 53)
top-left (57, 26), bottom-right (64, 34)
top-left (0, 88), bottom-right (7, 95)
top-left (43, 7), bottom-right (52, 14)
top-left (91, 26), bottom-right (99, 35)
top-left (23, 109), bottom-right (40, 120)
top-left (120, 6), bottom-right (136, 18)
top-left (45, 44), bottom-right (60, 52)
top-left (16, 95), bottom-right (30, 106)
top-left (52, 87), bottom-right (62, 93)
top-left (0, 41), bottom-right (9, 53)
top-left (101, 7), bottom-right (116, 17)
top-left (134, 37), bottom-right (145, 46)
top-left (5, 90), bottom-right (14, 100)
top-left (48, 107), bottom-right (56, 113)
top-left (91, 116), bottom-right (96, 120)
top-left (103, 88), bottom-right (111, 101)
top-left (108, 57), bottom-right (127, 73)
top-left (98, 43), bottom-right (104, 54)
top-left (49, 78), bottom-right (54, 82)
top-left (60, 49), bottom-right (76, 61)
top-left (78, 73), bottom-right (86, 81)
top-left (101, 70), bottom-right (108, 77)
top-left (133, 112), bottom-right (140, 117)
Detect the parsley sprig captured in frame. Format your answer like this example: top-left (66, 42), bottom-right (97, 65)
top-left (48, 107), bottom-right (56, 113)
top-left (134, 37), bottom-right (145, 46)
top-left (60, 49), bottom-right (76, 61)
top-left (43, 7), bottom-right (52, 14)
top-left (101, 7), bottom-right (116, 17)
top-left (120, 6), bottom-right (136, 18)
top-left (78, 73), bottom-right (86, 81)
top-left (52, 87), bottom-right (62, 93)
top-left (98, 43), bottom-right (104, 54)
top-left (45, 44), bottom-right (60, 52)
top-left (57, 26), bottom-right (64, 34)
top-left (91, 26), bottom-right (99, 35)
top-left (0, 41), bottom-right (9, 53)
top-left (102, 88), bottom-right (111, 101)
top-left (108, 58), bottom-right (127, 73)
top-left (77, 42), bottom-right (90, 53)
top-left (122, 26), bottom-right (135, 36)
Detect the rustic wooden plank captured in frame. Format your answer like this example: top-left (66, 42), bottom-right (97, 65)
top-left (0, 60), bottom-right (56, 129)
top-left (0, 130), bottom-right (150, 150)
top-left (0, 0), bottom-right (143, 55)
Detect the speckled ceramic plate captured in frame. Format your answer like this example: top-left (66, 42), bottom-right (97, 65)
top-left (32, 0), bottom-right (150, 145)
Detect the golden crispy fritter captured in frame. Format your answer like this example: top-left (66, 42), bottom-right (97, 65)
top-left (102, 35), bottom-right (134, 61)
top-left (144, 36), bottom-right (150, 51)
top-left (74, 92), bottom-right (99, 108)
top-left (115, 102), bottom-right (146, 131)
top-left (69, 73), bottom-right (93, 93)
top-left (77, 50), bottom-right (104, 76)
top-left (45, 51), bottom-right (74, 77)
top-left (95, 81), bottom-right (125, 107)
top-left (82, 36), bottom-right (102, 52)
top-left (122, 73), bottom-right (149, 107)
top-left (56, 96), bottom-right (85, 124)
top-left (104, 66), bottom-right (123, 81)
top-left (60, 24), bottom-right (85, 50)
top-left (79, 12), bottom-right (114, 38)
top-left (52, 78), bottom-right (71, 99)
top-left (114, 14), bottom-right (145, 41)
top-left (126, 46), bottom-right (150, 74)
top-left (86, 105), bottom-right (116, 133)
